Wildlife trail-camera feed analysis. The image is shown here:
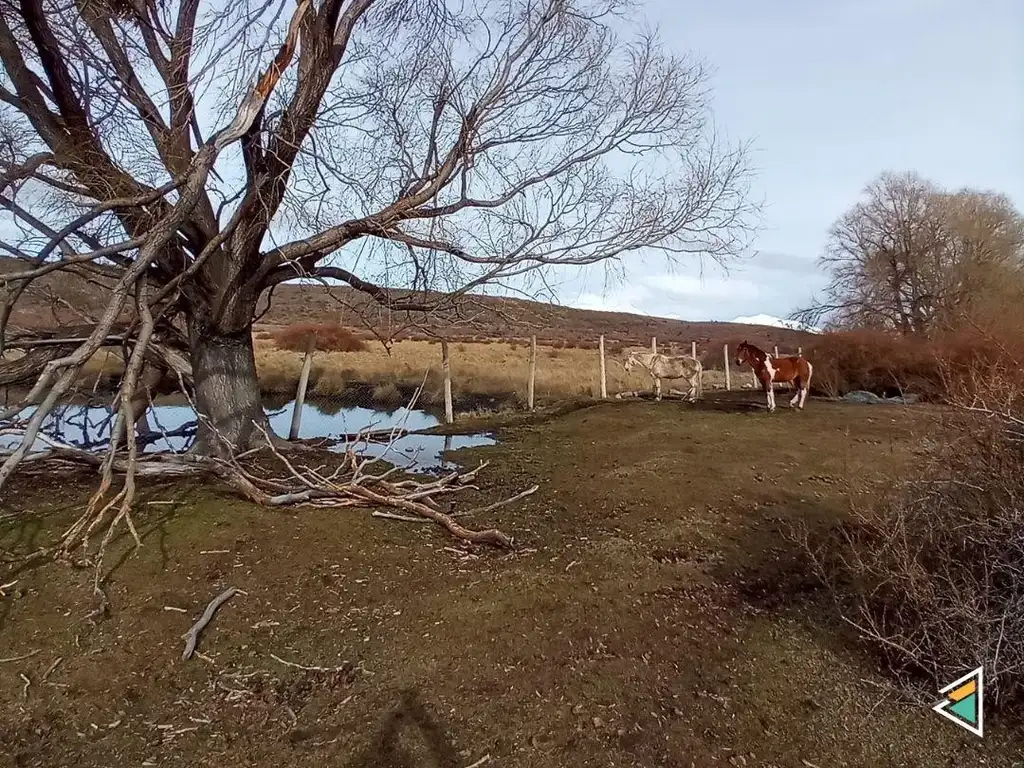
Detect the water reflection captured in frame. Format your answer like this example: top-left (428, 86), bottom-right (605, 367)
top-left (0, 398), bottom-right (496, 474)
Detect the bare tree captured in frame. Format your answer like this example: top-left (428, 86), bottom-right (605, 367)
top-left (0, 0), bottom-right (755, 556)
top-left (794, 172), bottom-right (1024, 334)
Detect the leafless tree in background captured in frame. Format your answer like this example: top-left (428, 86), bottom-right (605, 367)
top-left (0, 0), bottom-right (755, 458)
top-left (794, 171), bottom-right (1024, 334)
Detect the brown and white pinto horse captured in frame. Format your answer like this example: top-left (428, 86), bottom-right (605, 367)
top-left (734, 341), bottom-right (813, 412)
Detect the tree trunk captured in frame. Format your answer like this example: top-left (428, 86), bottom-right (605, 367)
top-left (188, 317), bottom-right (272, 456)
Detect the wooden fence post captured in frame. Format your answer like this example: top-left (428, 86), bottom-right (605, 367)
top-left (599, 334), bottom-right (608, 399)
top-left (774, 345), bottom-right (779, 358)
top-left (724, 344), bottom-right (731, 391)
top-left (527, 335), bottom-right (537, 410)
top-left (289, 334), bottom-right (316, 440)
top-left (798, 346), bottom-right (803, 356)
top-left (691, 341), bottom-right (697, 360)
top-left (651, 336), bottom-right (657, 354)
top-left (441, 339), bottom-right (454, 424)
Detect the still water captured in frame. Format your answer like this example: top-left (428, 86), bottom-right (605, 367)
top-left (0, 398), bottom-right (496, 474)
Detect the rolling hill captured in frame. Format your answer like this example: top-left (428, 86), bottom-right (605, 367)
top-left (2, 258), bottom-right (816, 353)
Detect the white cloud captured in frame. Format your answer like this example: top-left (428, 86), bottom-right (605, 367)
top-left (564, 267), bottom-right (785, 322)
top-left (731, 314), bottom-right (822, 333)
top-left (640, 273), bottom-right (760, 301)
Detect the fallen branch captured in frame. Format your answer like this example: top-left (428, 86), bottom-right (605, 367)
top-left (455, 484), bottom-right (539, 517)
top-left (371, 510), bottom-right (431, 523)
top-left (0, 649), bottom-right (40, 664)
top-left (182, 587), bottom-right (240, 661)
top-left (270, 653), bottom-right (352, 673)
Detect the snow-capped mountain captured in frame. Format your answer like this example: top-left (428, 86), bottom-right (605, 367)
top-left (730, 314), bottom-right (821, 334)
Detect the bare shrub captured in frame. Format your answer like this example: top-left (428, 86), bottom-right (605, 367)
top-left (805, 325), bottom-right (1024, 400)
top-left (804, 330), bottom-right (938, 398)
top-left (273, 323), bottom-right (367, 353)
top-left (371, 382), bottom-right (403, 406)
top-left (803, 359), bottom-right (1024, 712)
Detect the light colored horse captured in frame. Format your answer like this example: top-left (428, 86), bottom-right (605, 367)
top-left (623, 350), bottom-right (703, 402)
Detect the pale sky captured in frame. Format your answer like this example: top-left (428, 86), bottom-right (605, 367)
top-left (558, 0), bottom-right (1024, 323)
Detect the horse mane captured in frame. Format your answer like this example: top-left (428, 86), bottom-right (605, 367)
top-left (739, 340), bottom-right (766, 360)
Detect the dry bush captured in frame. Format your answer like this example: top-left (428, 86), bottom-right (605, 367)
top-left (371, 381), bottom-right (403, 405)
top-left (272, 323), bottom-right (367, 353)
top-left (803, 351), bottom-right (1024, 712)
top-left (804, 330), bottom-right (938, 398)
top-left (805, 324), bottom-right (1024, 400)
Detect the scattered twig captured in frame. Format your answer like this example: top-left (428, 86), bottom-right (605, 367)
top-left (270, 653), bottom-right (351, 673)
top-left (0, 649), bottom-right (39, 664)
top-left (20, 672), bottom-right (30, 698)
top-left (455, 484), bottom-right (539, 518)
top-left (42, 656), bottom-right (63, 681)
top-left (370, 511), bottom-right (430, 524)
top-left (464, 755), bottom-right (491, 768)
top-left (182, 587), bottom-right (240, 661)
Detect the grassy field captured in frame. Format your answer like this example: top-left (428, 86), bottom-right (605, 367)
top-left (2, 394), bottom-right (1022, 766)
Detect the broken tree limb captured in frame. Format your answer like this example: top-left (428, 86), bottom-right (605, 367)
top-left (182, 587), bottom-right (240, 661)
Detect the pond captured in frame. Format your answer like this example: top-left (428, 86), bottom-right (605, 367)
top-left (0, 397), bottom-right (497, 474)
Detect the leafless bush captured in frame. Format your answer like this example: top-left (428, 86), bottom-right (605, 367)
top-left (272, 323), bottom-right (367, 353)
top-left (803, 377), bottom-right (1024, 711)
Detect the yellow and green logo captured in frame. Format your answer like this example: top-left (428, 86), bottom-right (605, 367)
top-left (932, 666), bottom-right (983, 738)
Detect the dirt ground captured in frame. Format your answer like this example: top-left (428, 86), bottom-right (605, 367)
top-left (2, 392), bottom-right (1022, 767)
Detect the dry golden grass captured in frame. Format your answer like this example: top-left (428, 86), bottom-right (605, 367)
top-left (43, 335), bottom-right (733, 407)
top-left (254, 335), bottom-right (732, 403)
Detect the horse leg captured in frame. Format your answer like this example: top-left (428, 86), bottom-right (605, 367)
top-left (655, 376), bottom-right (662, 401)
top-left (789, 377), bottom-right (801, 408)
top-left (764, 377), bottom-right (776, 412)
top-left (799, 362), bottom-right (813, 409)
top-left (687, 374), bottom-right (696, 403)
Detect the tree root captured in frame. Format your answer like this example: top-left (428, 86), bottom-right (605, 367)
top-left (207, 430), bottom-right (529, 549)
top-left (2, 419), bottom-right (530, 571)
top-left (1, 374), bottom-right (529, 613)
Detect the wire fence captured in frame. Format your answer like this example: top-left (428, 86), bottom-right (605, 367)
top-left (1, 329), bottom-right (806, 463)
top-left (264, 331), bottom-right (809, 435)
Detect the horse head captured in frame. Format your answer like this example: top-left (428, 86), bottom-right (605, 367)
top-left (735, 340), bottom-right (759, 368)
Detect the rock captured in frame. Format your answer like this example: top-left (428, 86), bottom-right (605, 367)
top-left (840, 390), bottom-right (920, 405)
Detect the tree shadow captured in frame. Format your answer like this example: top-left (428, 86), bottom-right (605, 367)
top-left (96, 505), bottom-right (180, 586)
top-left (0, 515), bottom-right (46, 632)
top-left (343, 688), bottom-right (459, 768)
